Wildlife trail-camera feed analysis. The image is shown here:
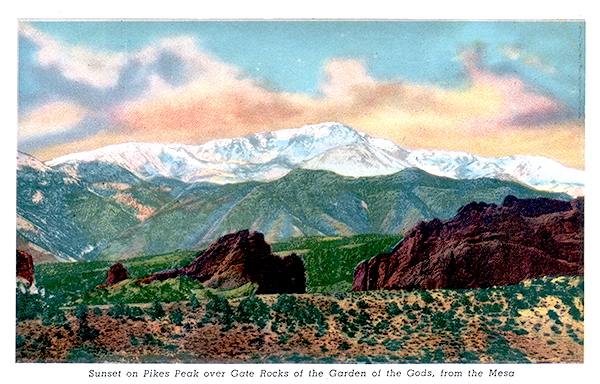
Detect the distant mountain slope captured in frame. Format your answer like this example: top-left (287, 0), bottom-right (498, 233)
top-left (18, 122), bottom-right (583, 261)
top-left (17, 152), bottom-right (177, 261)
top-left (100, 168), bottom-right (571, 260)
top-left (46, 122), bottom-right (583, 197)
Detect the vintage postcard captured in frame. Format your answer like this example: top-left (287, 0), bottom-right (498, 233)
top-left (15, 19), bottom-right (586, 376)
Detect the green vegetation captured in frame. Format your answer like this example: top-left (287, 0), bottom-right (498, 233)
top-left (236, 295), bottom-right (270, 329)
top-left (271, 233), bottom-right (403, 292)
top-left (16, 274), bottom-right (584, 363)
top-left (17, 231), bottom-right (584, 364)
top-left (31, 233), bottom-right (402, 310)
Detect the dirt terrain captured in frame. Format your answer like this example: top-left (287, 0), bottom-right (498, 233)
top-left (16, 276), bottom-right (583, 363)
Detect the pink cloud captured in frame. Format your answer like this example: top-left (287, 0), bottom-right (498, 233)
top-left (461, 49), bottom-right (568, 128)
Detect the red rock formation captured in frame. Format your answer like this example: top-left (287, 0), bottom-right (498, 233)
top-left (17, 250), bottom-right (35, 286)
top-left (353, 196), bottom-right (584, 291)
top-left (97, 263), bottom-right (129, 289)
top-left (136, 230), bottom-right (306, 294)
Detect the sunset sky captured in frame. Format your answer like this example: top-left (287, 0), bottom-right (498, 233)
top-left (18, 20), bottom-right (585, 168)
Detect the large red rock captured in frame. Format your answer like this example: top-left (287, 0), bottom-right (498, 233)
top-left (353, 196), bottom-right (584, 291)
top-left (136, 230), bottom-right (306, 294)
top-left (17, 250), bottom-right (35, 286)
top-left (97, 263), bottom-right (129, 289)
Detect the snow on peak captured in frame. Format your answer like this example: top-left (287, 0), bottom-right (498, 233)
top-left (17, 152), bottom-right (50, 172)
top-left (40, 122), bottom-right (584, 196)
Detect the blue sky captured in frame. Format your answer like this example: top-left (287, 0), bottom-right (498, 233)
top-left (18, 20), bottom-right (585, 167)
top-left (25, 21), bottom-right (584, 99)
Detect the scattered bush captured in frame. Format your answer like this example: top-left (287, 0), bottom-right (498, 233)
top-left (188, 293), bottom-right (201, 309)
top-left (204, 295), bottom-right (234, 330)
top-left (78, 322), bottom-right (100, 342)
top-left (386, 302), bottom-right (402, 317)
top-left (569, 305), bottom-right (582, 321)
top-left (143, 333), bottom-right (163, 347)
top-left (374, 320), bottom-right (390, 334)
top-left (236, 295), bottom-right (270, 328)
top-left (169, 309), bottom-right (185, 326)
top-left (148, 300), bottom-right (166, 320)
top-left (421, 290), bottom-right (434, 304)
top-left (272, 294), bottom-right (327, 334)
top-left (383, 338), bottom-right (403, 351)
top-left (354, 310), bottom-right (371, 327)
top-left (107, 302), bottom-right (128, 319)
top-left (16, 290), bottom-right (44, 322)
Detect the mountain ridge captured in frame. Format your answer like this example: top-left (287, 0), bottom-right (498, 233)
top-left (43, 122), bottom-right (584, 197)
top-left (97, 167), bottom-right (572, 260)
top-left (17, 122), bottom-right (583, 262)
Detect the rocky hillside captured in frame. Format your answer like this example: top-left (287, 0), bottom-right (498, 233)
top-left (353, 196), bottom-right (584, 291)
top-left (137, 230), bottom-right (306, 294)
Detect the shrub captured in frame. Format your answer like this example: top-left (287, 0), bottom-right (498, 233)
top-left (188, 293), bottom-right (201, 309)
top-left (204, 295), bottom-right (234, 330)
top-left (569, 305), bottom-right (582, 321)
top-left (148, 300), bottom-right (166, 320)
top-left (42, 297), bottom-right (67, 325)
top-left (16, 290), bottom-right (44, 322)
top-left (374, 320), bottom-right (390, 334)
top-left (354, 310), bottom-right (371, 327)
top-left (431, 312), bottom-right (447, 329)
top-left (547, 309), bottom-right (560, 322)
top-left (486, 302), bottom-right (504, 313)
top-left (421, 291), bottom-right (434, 304)
top-left (143, 333), bottom-right (163, 347)
top-left (78, 321), bottom-right (100, 342)
top-left (273, 294), bottom-right (297, 314)
top-left (474, 290), bottom-right (490, 303)
top-left (169, 309), bottom-right (184, 326)
top-left (75, 304), bottom-right (90, 319)
top-left (383, 338), bottom-right (403, 351)
top-left (236, 296), bottom-right (270, 329)
top-left (328, 301), bottom-right (344, 316)
top-left (386, 302), bottom-right (402, 317)
top-left (129, 306), bottom-right (145, 320)
top-left (272, 294), bottom-right (327, 334)
top-left (108, 302), bottom-right (129, 319)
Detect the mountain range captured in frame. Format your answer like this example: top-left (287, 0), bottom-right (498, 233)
top-left (47, 122), bottom-right (584, 196)
top-left (17, 122), bottom-right (582, 262)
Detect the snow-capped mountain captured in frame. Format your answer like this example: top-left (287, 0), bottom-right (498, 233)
top-left (404, 150), bottom-right (584, 197)
top-left (47, 123), bottom-right (371, 184)
top-left (46, 122), bottom-right (584, 197)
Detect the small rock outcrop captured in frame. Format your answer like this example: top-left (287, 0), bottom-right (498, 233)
top-left (17, 250), bottom-right (35, 286)
top-left (137, 230), bottom-right (306, 294)
top-left (353, 196), bottom-right (584, 291)
top-left (97, 263), bottom-right (129, 289)
top-left (17, 249), bottom-right (42, 294)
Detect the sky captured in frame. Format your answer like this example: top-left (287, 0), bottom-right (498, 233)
top-left (17, 20), bottom-right (586, 168)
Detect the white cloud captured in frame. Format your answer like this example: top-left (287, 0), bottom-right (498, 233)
top-left (20, 23), bottom-right (128, 88)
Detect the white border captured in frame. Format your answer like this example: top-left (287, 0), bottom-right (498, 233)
top-left (4, 2), bottom-right (597, 383)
